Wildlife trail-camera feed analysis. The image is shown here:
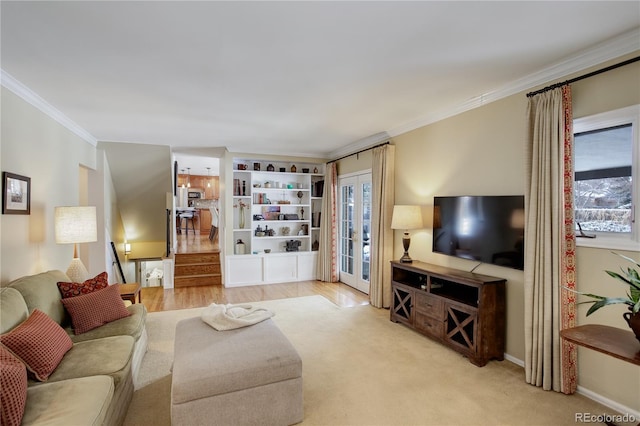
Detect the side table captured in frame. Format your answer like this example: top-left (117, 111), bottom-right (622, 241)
top-left (118, 283), bottom-right (142, 305)
top-left (560, 324), bottom-right (640, 366)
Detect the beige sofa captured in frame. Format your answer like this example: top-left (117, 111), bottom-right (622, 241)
top-left (0, 270), bottom-right (148, 425)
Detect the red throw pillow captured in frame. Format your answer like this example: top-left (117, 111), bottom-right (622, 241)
top-left (57, 271), bottom-right (109, 298)
top-left (0, 346), bottom-right (27, 426)
top-left (0, 309), bottom-right (73, 381)
top-left (61, 284), bottom-right (130, 335)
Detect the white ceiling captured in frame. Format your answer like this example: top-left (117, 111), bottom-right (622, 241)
top-left (2, 1), bottom-right (639, 161)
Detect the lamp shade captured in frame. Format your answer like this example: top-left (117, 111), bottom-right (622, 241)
top-left (391, 205), bottom-right (423, 230)
top-left (54, 206), bottom-right (97, 244)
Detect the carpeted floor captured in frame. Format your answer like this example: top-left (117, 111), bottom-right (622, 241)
top-left (123, 295), bottom-right (624, 426)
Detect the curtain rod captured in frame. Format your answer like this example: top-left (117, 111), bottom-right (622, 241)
top-left (327, 141), bottom-right (390, 164)
top-left (526, 56), bottom-right (640, 98)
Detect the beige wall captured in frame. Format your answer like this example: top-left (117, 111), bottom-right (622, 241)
top-left (0, 88), bottom-right (126, 284)
top-left (390, 53), bottom-right (640, 412)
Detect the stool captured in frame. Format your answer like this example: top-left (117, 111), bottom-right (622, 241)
top-left (171, 317), bottom-right (303, 426)
top-left (179, 213), bottom-right (196, 235)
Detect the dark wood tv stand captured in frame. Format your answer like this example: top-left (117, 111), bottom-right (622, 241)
top-left (390, 261), bottom-right (506, 366)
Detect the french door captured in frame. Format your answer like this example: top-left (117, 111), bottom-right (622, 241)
top-left (338, 173), bottom-right (372, 294)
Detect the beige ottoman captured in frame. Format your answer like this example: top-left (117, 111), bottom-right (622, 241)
top-left (171, 317), bottom-right (303, 426)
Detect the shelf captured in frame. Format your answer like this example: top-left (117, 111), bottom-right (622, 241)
top-left (254, 235), bottom-right (310, 240)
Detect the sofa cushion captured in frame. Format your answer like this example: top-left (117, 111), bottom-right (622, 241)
top-left (9, 270), bottom-right (71, 326)
top-left (57, 271), bottom-right (108, 298)
top-left (0, 346), bottom-right (27, 426)
top-left (0, 309), bottom-right (73, 381)
top-left (0, 288), bottom-right (29, 334)
top-left (40, 335), bottom-right (134, 388)
top-left (69, 303), bottom-right (147, 343)
top-left (61, 284), bottom-right (131, 334)
top-left (24, 375), bottom-right (114, 426)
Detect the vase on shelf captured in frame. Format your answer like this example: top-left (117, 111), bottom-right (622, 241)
top-left (239, 206), bottom-right (246, 229)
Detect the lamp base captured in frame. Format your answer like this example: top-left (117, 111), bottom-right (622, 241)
top-left (400, 234), bottom-right (413, 263)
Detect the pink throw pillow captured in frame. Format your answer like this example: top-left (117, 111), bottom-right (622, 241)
top-left (0, 309), bottom-right (73, 381)
top-left (57, 271), bottom-right (109, 298)
top-left (61, 284), bottom-right (130, 335)
top-left (0, 346), bottom-right (27, 426)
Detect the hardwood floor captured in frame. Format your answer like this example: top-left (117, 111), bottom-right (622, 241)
top-left (143, 234), bottom-right (370, 312)
top-left (140, 280), bottom-right (370, 312)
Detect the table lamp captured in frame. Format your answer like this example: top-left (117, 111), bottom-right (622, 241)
top-left (55, 206), bottom-right (97, 282)
top-left (391, 205), bottom-right (424, 263)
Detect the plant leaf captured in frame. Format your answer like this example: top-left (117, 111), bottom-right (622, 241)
top-left (585, 297), bottom-right (632, 316)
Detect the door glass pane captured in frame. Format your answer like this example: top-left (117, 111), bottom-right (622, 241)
top-left (340, 185), bottom-right (354, 275)
top-left (361, 182), bottom-right (371, 282)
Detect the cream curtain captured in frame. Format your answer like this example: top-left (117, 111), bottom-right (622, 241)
top-left (316, 162), bottom-right (339, 282)
top-left (524, 86), bottom-right (577, 394)
top-left (369, 145), bottom-right (395, 308)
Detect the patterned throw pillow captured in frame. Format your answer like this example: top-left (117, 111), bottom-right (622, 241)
top-left (0, 309), bottom-right (73, 381)
top-left (0, 346), bottom-right (27, 426)
top-left (57, 271), bottom-right (109, 298)
top-left (61, 284), bottom-right (131, 335)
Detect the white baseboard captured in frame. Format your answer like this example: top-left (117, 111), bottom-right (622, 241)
top-left (576, 386), bottom-right (640, 421)
top-left (503, 353), bottom-right (639, 420)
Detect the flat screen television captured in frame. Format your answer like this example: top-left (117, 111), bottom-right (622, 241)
top-left (432, 195), bottom-right (525, 270)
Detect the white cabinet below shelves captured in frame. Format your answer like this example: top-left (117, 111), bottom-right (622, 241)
top-left (225, 252), bottom-right (318, 287)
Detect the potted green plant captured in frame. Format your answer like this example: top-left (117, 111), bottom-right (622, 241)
top-left (572, 252), bottom-right (640, 342)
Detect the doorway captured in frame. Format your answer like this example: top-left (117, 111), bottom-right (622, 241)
top-left (338, 172), bottom-right (372, 294)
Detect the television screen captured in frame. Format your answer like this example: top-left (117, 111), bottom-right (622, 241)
top-left (432, 195), bottom-right (525, 270)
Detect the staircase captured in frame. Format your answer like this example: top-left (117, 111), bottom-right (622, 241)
top-left (174, 251), bottom-right (221, 288)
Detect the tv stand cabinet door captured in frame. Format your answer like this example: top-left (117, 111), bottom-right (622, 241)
top-left (443, 301), bottom-right (481, 364)
top-left (391, 283), bottom-right (414, 326)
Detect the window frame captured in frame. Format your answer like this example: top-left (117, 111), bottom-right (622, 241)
top-left (572, 104), bottom-right (639, 251)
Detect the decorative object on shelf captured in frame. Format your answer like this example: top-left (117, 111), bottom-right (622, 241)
top-left (285, 240), bottom-right (302, 252)
top-left (234, 200), bottom-right (248, 229)
top-left (264, 249), bottom-right (271, 253)
top-left (300, 207), bottom-right (304, 220)
top-left (54, 206), bottom-right (98, 282)
top-left (267, 164), bottom-right (275, 172)
top-left (391, 205), bottom-right (424, 263)
top-left (302, 168), bottom-right (309, 173)
top-left (279, 168), bottom-right (286, 172)
top-left (290, 165), bottom-right (297, 173)
top-left (312, 240), bottom-right (319, 251)
top-left (235, 239), bottom-right (246, 255)
top-left (253, 163), bottom-right (260, 171)
top-left (297, 191), bottom-right (304, 204)
top-left (242, 181), bottom-right (246, 196)
top-left (2, 171), bottom-right (31, 215)
top-left (264, 181), bottom-right (272, 188)
top-left (253, 214), bottom-right (264, 221)
top-left (301, 224), bottom-right (309, 235)
top-left (313, 167), bottom-right (318, 174)
top-left (255, 225), bottom-right (264, 237)
top-left (568, 252), bottom-right (640, 342)
top-left (281, 227), bottom-right (290, 236)
top-left (237, 164), bottom-right (247, 170)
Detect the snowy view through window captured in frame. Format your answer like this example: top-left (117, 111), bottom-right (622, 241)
top-left (574, 124), bottom-right (632, 233)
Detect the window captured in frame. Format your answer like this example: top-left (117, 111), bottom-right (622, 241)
top-left (573, 105), bottom-right (639, 250)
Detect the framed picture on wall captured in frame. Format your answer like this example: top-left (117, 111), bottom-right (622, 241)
top-left (2, 172), bottom-right (31, 215)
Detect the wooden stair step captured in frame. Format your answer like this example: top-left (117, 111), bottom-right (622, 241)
top-left (174, 274), bottom-right (222, 287)
top-left (175, 252), bottom-right (219, 265)
top-left (175, 263), bottom-right (221, 276)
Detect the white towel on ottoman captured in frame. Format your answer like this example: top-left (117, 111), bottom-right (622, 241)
top-left (201, 303), bottom-right (274, 331)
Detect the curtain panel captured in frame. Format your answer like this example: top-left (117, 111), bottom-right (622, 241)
top-left (316, 162), bottom-right (339, 282)
top-left (524, 85), bottom-right (577, 394)
top-left (369, 145), bottom-right (395, 308)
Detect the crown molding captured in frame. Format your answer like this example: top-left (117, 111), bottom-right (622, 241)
top-left (1, 69), bottom-right (98, 146)
top-left (388, 28), bottom-right (640, 138)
